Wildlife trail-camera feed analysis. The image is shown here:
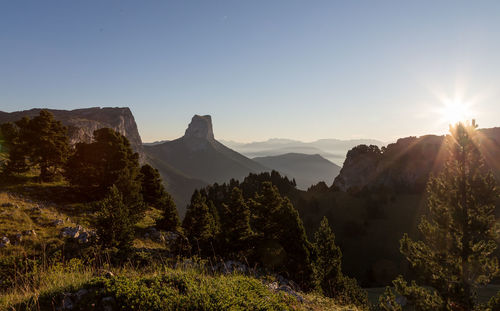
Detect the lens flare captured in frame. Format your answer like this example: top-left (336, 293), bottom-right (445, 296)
top-left (440, 99), bottom-right (470, 125)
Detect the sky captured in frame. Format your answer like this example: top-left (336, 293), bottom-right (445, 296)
top-left (1, 1), bottom-right (500, 143)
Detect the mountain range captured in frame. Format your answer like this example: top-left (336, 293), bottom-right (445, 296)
top-left (253, 153), bottom-right (340, 189)
top-left (0, 108), bottom-right (342, 213)
top-left (221, 137), bottom-right (384, 166)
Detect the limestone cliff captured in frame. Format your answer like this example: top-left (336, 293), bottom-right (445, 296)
top-left (333, 128), bottom-right (500, 192)
top-left (0, 107), bottom-right (144, 156)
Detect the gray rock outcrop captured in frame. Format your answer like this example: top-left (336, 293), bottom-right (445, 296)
top-left (0, 107), bottom-right (144, 158)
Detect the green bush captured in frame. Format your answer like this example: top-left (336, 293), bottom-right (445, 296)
top-left (487, 290), bottom-right (500, 311)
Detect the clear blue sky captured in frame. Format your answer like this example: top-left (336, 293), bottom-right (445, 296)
top-left (2, 1), bottom-right (500, 143)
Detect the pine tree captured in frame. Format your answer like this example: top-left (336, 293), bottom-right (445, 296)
top-left (25, 110), bottom-right (69, 181)
top-left (251, 181), bottom-right (314, 288)
top-left (156, 196), bottom-right (180, 232)
top-left (140, 164), bottom-right (166, 206)
top-left (140, 164), bottom-right (180, 231)
top-left (95, 185), bottom-right (135, 251)
top-left (221, 187), bottom-right (253, 254)
top-left (65, 128), bottom-right (145, 220)
top-left (182, 190), bottom-right (216, 254)
top-left (395, 121), bottom-right (499, 310)
top-left (313, 216), bottom-right (342, 294)
top-left (0, 122), bottom-right (29, 174)
top-left (0, 110), bottom-right (69, 180)
top-left (312, 217), bottom-right (368, 307)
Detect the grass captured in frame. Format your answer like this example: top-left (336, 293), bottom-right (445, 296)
top-left (364, 285), bottom-right (500, 306)
top-left (0, 191), bottom-right (88, 257)
top-left (0, 262), bottom-right (362, 311)
top-left (0, 259), bottom-right (95, 309)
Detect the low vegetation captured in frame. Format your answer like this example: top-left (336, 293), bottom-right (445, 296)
top-left (1, 259), bottom-right (366, 311)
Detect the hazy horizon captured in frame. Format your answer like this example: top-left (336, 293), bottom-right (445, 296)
top-left (2, 1), bottom-right (500, 143)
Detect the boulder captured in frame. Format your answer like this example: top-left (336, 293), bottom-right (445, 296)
top-left (277, 285), bottom-right (304, 303)
top-left (57, 293), bottom-right (74, 310)
top-left (146, 227), bottom-right (166, 243)
top-left (0, 236), bottom-right (10, 248)
top-left (74, 289), bottom-right (88, 302)
top-left (61, 227), bottom-right (80, 239)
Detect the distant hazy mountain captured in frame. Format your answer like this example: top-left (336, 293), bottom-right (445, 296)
top-left (253, 153), bottom-right (341, 190)
top-left (221, 138), bottom-right (385, 165)
top-left (144, 115), bottom-right (269, 213)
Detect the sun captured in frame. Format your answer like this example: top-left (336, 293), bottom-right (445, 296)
top-left (439, 99), bottom-right (471, 125)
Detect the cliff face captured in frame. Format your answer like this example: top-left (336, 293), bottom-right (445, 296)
top-left (0, 107), bottom-right (144, 156)
top-left (333, 128), bottom-right (500, 192)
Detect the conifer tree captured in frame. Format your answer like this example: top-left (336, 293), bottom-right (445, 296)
top-left (156, 196), bottom-right (180, 232)
top-left (312, 217), bottom-right (368, 307)
top-left (0, 122), bottom-right (29, 174)
top-left (25, 110), bottom-right (69, 181)
top-left (140, 164), bottom-right (180, 231)
top-left (95, 185), bottom-right (135, 251)
top-left (391, 121), bottom-right (499, 310)
top-left (251, 181), bottom-right (313, 287)
top-left (140, 164), bottom-right (166, 206)
top-left (182, 190), bottom-right (216, 254)
top-left (313, 216), bottom-right (342, 294)
top-left (221, 187), bottom-right (253, 254)
top-left (65, 128), bottom-right (145, 220)
top-left (1, 110), bottom-right (69, 180)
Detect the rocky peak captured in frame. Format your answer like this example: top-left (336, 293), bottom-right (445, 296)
top-left (184, 115), bottom-right (215, 140)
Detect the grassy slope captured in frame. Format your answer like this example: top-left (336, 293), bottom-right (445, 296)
top-left (0, 185), bottom-right (359, 311)
top-left (1, 264), bottom-right (361, 311)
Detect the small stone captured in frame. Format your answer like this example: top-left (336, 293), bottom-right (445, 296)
top-left (102, 296), bottom-right (115, 310)
top-left (75, 288), bottom-right (88, 301)
top-left (267, 282), bottom-right (279, 291)
top-left (100, 270), bottom-right (115, 278)
top-left (78, 232), bottom-right (89, 243)
top-left (53, 219), bottom-right (64, 226)
top-left (61, 294), bottom-right (74, 310)
top-left (395, 295), bottom-right (407, 307)
top-left (0, 236), bottom-right (10, 248)
top-left (14, 233), bottom-right (22, 243)
top-left (22, 229), bottom-right (36, 236)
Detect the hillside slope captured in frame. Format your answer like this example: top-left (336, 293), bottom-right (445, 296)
top-left (0, 189), bottom-right (361, 311)
top-left (253, 153), bottom-right (341, 189)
